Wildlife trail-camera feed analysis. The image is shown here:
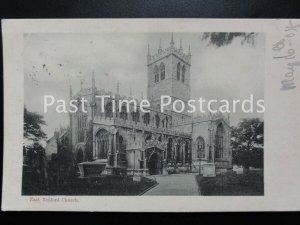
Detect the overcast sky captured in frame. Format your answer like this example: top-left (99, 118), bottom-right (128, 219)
top-left (24, 32), bottom-right (265, 139)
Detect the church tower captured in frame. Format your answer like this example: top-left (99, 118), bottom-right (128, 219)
top-left (147, 33), bottom-right (192, 115)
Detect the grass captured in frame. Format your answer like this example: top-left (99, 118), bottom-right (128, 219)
top-left (196, 170), bottom-right (264, 196)
top-left (22, 175), bottom-right (157, 196)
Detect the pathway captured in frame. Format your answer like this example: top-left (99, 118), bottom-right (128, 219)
top-left (143, 173), bottom-right (200, 195)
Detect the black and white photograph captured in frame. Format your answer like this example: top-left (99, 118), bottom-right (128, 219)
top-left (22, 32), bottom-right (265, 196)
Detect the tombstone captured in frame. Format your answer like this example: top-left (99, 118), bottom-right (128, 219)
top-left (235, 166), bottom-right (244, 174)
top-left (133, 175), bottom-right (141, 182)
top-left (202, 163), bottom-right (216, 177)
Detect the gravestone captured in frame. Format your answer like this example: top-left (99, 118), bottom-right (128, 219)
top-left (202, 163), bottom-right (216, 177)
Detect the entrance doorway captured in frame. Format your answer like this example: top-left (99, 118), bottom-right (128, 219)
top-left (76, 149), bottom-right (84, 163)
top-left (148, 153), bottom-right (161, 175)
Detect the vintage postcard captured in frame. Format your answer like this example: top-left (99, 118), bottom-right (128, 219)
top-left (2, 19), bottom-right (300, 211)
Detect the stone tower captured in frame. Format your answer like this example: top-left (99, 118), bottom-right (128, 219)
top-left (147, 33), bottom-right (192, 115)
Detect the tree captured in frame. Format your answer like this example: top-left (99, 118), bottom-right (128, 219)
top-left (231, 118), bottom-right (264, 168)
top-left (231, 118), bottom-right (264, 151)
top-left (24, 106), bottom-right (47, 142)
top-left (22, 107), bottom-right (49, 193)
top-left (202, 32), bottom-right (256, 47)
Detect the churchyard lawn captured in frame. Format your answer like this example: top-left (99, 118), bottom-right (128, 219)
top-left (196, 169), bottom-right (264, 196)
top-left (22, 175), bottom-right (157, 196)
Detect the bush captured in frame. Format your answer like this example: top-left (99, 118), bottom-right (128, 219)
top-left (233, 148), bottom-right (263, 169)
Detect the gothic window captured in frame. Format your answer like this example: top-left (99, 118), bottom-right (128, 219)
top-left (154, 65), bottom-right (159, 83)
top-left (215, 123), bottom-right (224, 159)
top-left (160, 63), bottom-right (165, 80)
top-left (165, 116), bottom-right (168, 128)
top-left (132, 109), bottom-right (140, 123)
top-left (117, 134), bottom-right (126, 152)
top-left (167, 139), bottom-right (172, 161)
top-left (185, 141), bottom-right (189, 163)
top-left (96, 129), bottom-right (109, 159)
top-left (196, 136), bottom-right (205, 159)
top-left (155, 114), bottom-right (160, 128)
top-left (120, 105), bottom-right (128, 121)
top-left (143, 112), bottom-right (150, 125)
top-left (176, 143), bottom-right (181, 163)
top-left (105, 102), bottom-right (113, 118)
top-left (77, 112), bottom-right (87, 143)
top-left (177, 62), bottom-right (181, 80)
top-left (182, 65), bottom-right (186, 83)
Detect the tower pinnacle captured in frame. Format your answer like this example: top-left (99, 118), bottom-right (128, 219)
top-left (179, 39), bottom-right (183, 51)
top-left (80, 80), bottom-right (83, 91)
top-left (159, 38), bottom-right (162, 50)
top-left (147, 44), bottom-right (150, 56)
top-left (170, 33), bottom-right (174, 46)
top-left (92, 71), bottom-right (95, 89)
top-left (188, 44), bottom-right (191, 56)
top-left (116, 82), bottom-right (120, 94)
top-left (69, 85), bottom-right (73, 99)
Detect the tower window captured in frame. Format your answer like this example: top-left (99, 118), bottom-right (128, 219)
top-left (196, 136), bottom-right (205, 159)
top-left (177, 62), bottom-right (181, 81)
top-left (143, 112), bottom-right (150, 125)
top-left (182, 65), bottom-right (186, 83)
top-left (160, 63), bottom-right (165, 80)
top-left (154, 65), bottom-right (159, 83)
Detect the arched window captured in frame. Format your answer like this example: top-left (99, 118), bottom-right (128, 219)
top-left (154, 65), bottom-right (159, 83)
top-left (176, 143), bottom-right (181, 163)
top-left (77, 111), bottom-right (87, 142)
top-left (155, 114), bottom-right (160, 128)
top-left (185, 140), bottom-right (189, 163)
top-left (105, 102), bottom-right (113, 118)
top-left (131, 109), bottom-right (140, 123)
top-left (177, 62), bottom-right (181, 80)
top-left (167, 138), bottom-right (172, 161)
top-left (215, 123), bottom-right (224, 159)
top-left (143, 112), bottom-right (150, 125)
top-left (120, 105), bottom-right (128, 121)
top-left (117, 134), bottom-right (126, 152)
top-left (196, 137), bottom-right (205, 159)
top-left (160, 63), bottom-right (165, 80)
top-left (182, 65), bottom-right (186, 83)
top-left (96, 129), bottom-right (109, 159)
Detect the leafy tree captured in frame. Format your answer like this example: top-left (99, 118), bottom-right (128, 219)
top-left (231, 118), bottom-right (263, 151)
top-left (202, 32), bottom-right (256, 47)
top-left (23, 106), bottom-right (47, 173)
top-left (231, 118), bottom-right (264, 168)
top-left (24, 106), bottom-right (47, 142)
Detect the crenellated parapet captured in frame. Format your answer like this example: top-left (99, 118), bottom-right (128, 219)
top-left (193, 111), bottom-right (230, 126)
top-left (147, 45), bottom-right (191, 66)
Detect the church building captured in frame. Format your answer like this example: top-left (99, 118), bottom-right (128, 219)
top-left (68, 34), bottom-right (232, 177)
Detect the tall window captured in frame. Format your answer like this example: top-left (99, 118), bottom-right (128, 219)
top-left (182, 65), bottom-right (186, 83)
top-left (177, 62), bottom-right (181, 80)
top-left (160, 63), bottom-right (165, 80)
top-left (215, 123), bottom-right (224, 159)
top-left (196, 137), bottom-right (205, 159)
top-left (105, 102), bottom-right (113, 118)
top-left (167, 138), bottom-right (172, 161)
top-left (132, 109), bottom-right (140, 123)
top-left (154, 65), bottom-right (159, 83)
top-left (143, 112), bottom-right (150, 125)
top-left (120, 105), bottom-right (128, 121)
top-left (185, 141), bottom-right (189, 162)
top-left (155, 114), bottom-right (160, 128)
top-left (176, 143), bottom-right (181, 163)
top-left (77, 111), bottom-right (87, 142)
top-left (96, 129), bottom-right (109, 159)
